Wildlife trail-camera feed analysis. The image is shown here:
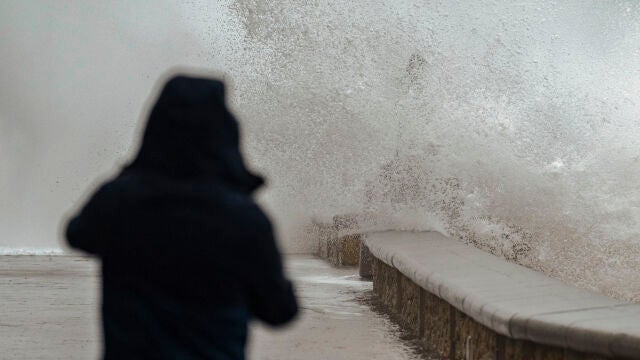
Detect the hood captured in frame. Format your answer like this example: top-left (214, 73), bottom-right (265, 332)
top-left (127, 75), bottom-right (264, 193)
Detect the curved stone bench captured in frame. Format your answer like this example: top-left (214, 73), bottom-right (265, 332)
top-left (364, 231), bottom-right (640, 359)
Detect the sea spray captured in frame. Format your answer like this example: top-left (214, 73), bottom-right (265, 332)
top-left (1, 1), bottom-right (639, 301)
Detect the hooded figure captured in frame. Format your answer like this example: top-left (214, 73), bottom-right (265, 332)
top-left (66, 75), bottom-right (298, 359)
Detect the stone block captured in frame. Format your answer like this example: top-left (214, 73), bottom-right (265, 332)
top-left (375, 259), bottom-right (399, 310)
top-left (398, 274), bottom-right (421, 335)
top-left (311, 216), bottom-right (362, 267)
top-left (372, 257), bottom-right (399, 310)
top-left (453, 310), bottom-right (497, 360)
top-left (422, 290), bottom-right (452, 359)
top-left (372, 256), bottom-right (381, 296)
top-left (338, 234), bottom-right (361, 266)
top-left (504, 338), bottom-right (610, 360)
top-left (359, 243), bottom-right (373, 279)
top-left (563, 349), bottom-right (609, 360)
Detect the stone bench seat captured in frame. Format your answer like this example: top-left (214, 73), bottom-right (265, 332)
top-left (364, 231), bottom-right (640, 359)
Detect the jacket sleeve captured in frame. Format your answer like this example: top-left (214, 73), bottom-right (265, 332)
top-left (244, 209), bottom-right (298, 326)
top-left (65, 186), bottom-right (111, 256)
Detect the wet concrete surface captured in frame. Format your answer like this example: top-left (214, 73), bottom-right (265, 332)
top-left (0, 255), bottom-right (433, 359)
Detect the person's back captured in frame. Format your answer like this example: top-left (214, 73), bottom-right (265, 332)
top-left (65, 75), bottom-right (298, 359)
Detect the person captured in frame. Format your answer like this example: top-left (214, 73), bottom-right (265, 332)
top-left (65, 75), bottom-right (298, 359)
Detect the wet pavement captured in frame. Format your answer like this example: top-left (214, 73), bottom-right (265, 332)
top-left (0, 255), bottom-right (429, 359)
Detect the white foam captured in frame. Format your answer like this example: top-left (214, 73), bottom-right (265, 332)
top-left (0, 248), bottom-right (65, 256)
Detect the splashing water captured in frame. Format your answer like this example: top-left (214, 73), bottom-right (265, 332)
top-left (228, 0), bottom-right (640, 302)
top-left (1, 1), bottom-right (639, 301)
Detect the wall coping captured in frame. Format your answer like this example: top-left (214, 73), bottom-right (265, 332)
top-left (364, 231), bottom-right (640, 358)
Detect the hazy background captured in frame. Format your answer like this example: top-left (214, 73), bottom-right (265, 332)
top-left (2, 1), bottom-right (640, 301)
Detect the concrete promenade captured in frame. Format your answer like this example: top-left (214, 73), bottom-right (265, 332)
top-left (0, 255), bottom-right (432, 359)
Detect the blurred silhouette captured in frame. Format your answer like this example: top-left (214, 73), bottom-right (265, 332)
top-left (66, 75), bottom-right (298, 359)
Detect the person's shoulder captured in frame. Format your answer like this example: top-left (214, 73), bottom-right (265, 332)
top-left (217, 189), bottom-right (273, 232)
top-left (89, 172), bottom-right (143, 200)
top-left (80, 170), bottom-right (157, 212)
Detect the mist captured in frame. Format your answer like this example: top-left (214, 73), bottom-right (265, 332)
top-left (2, 1), bottom-right (640, 301)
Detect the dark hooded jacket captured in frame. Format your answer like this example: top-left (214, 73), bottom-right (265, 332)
top-left (65, 76), bottom-right (298, 360)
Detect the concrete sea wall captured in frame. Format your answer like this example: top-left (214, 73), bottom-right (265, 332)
top-left (363, 231), bottom-right (640, 359)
